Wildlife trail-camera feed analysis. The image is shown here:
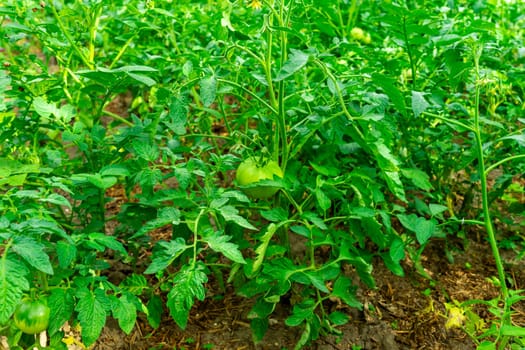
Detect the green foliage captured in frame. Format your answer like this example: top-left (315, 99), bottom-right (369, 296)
top-left (0, 0), bottom-right (523, 349)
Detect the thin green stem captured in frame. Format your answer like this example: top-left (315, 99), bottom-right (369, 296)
top-left (50, 2), bottom-right (93, 70)
top-left (470, 46), bottom-right (510, 348)
top-left (402, 15), bottom-right (417, 90)
top-left (109, 33), bottom-right (138, 69)
top-left (102, 109), bottom-right (134, 126)
top-left (216, 78), bottom-right (277, 114)
top-left (485, 154), bottom-right (525, 176)
top-left (313, 59), bottom-right (369, 152)
top-left (276, 0), bottom-right (290, 169)
top-left (422, 111), bottom-right (474, 132)
top-left (88, 5), bottom-right (103, 65)
top-left (192, 209), bottom-right (206, 268)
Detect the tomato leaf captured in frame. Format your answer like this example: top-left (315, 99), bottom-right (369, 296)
top-left (411, 91), bottom-right (430, 117)
top-left (204, 232), bottom-right (246, 264)
top-left (0, 256), bottom-right (29, 324)
top-left (38, 193), bottom-right (72, 209)
top-left (216, 205), bottom-right (257, 231)
top-left (252, 223), bottom-right (279, 275)
top-left (48, 288), bottom-right (75, 336)
top-left (285, 300), bottom-right (315, 327)
top-left (144, 238), bottom-right (189, 274)
top-left (274, 49), bottom-right (310, 82)
top-left (12, 236), bottom-right (54, 275)
top-left (75, 288), bottom-right (107, 347)
top-left (332, 276), bottom-right (363, 309)
top-left (131, 207), bottom-right (181, 239)
top-left (397, 214), bottom-right (437, 245)
top-left (200, 76), bottom-right (217, 107)
top-left (146, 295), bottom-right (163, 329)
top-left (166, 95), bottom-right (189, 135)
top-left (328, 311), bottom-right (349, 326)
top-left (87, 232), bottom-right (128, 257)
top-left (401, 167), bottom-right (433, 191)
top-left (132, 140), bottom-right (159, 162)
top-left (56, 241), bottom-right (77, 269)
top-left (167, 263), bottom-right (208, 329)
top-left (120, 273), bottom-right (149, 295)
top-left (113, 293), bottom-right (137, 334)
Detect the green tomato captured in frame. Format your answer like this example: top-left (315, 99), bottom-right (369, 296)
top-left (236, 157), bottom-right (284, 199)
top-left (13, 299), bottom-right (50, 334)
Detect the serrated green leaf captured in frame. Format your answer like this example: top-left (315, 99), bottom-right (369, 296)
top-left (32, 96), bottom-right (59, 118)
top-left (56, 241), bottom-right (77, 269)
top-left (285, 300), bottom-right (315, 327)
top-left (200, 76), bottom-right (217, 107)
top-left (315, 187), bottom-right (331, 212)
top-left (429, 203), bottom-right (448, 217)
top-left (401, 168), bottom-right (433, 191)
top-left (120, 274), bottom-right (148, 295)
top-left (384, 171), bottom-right (407, 203)
top-left (250, 317), bottom-right (269, 343)
top-left (48, 288), bottom-right (75, 336)
top-left (167, 96), bottom-right (188, 135)
top-left (88, 232), bottom-right (127, 257)
top-left (373, 142), bottom-right (400, 172)
top-left (252, 223), bottom-right (279, 275)
top-left (301, 212), bottom-right (327, 230)
top-left (15, 218), bottom-right (72, 243)
top-left (100, 164), bottom-right (130, 177)
top-left (397, 214), bottom-right (437, 245)
top-left (389, 237), bottom-right (405, 263)
top-left (127, 72), bottom-right (156, 87)
top-left (411, 91), bottom-right (430, 117)
top-left (338, 241), bottom-right (375, 288)
top-left (167, 263), bottom-right (208, 329)
top-left (204, 233), bottom-right (245, 264)
top-left (217, 205), bottom-right (257, 230)
top-left (0, 256), bottom-right (29, 324)
top-left (260, 208), bottom-right (288, 222)
top-left (275, 49), bottom-right (309, 82)
top-left (113, 294), bottom-right (137, 334)
top-left (39, 193), bottom-right (72, 209)
top-left (12, 236), bottom-right (53, 275)
top-left (146, 295), bottom-right (163, 329)
top-left (362, 217), bottom-right (385, 248)
top-left (75, 288), bottom-right (107, 346)
top-left (328, 311), bottom-right (349, 326)
top-left (415, 219), bottom-right (437, 245)
top-left (132, 140), bottom-right (159, 162)
top-left (71, 173), bottom-right (116, 190)
top-left (144, 238), bottom-right (188, 274)
top-left (131, 207), bottom-right (181, 239)
top-left (372, 73), bottom-right (406, 116)
top-left (331, 276), bottom-right (362, 309)
top-left (303, 271), bottom-right (329, 293)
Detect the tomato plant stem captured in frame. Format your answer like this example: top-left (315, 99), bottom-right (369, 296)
top-left (50, 2), bottom-right (93, 70)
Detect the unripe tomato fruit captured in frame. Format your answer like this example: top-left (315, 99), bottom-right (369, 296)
top-left (13, 299), bottom-right (50, 334)
top-left (236, 157), bottom-right (283, 199)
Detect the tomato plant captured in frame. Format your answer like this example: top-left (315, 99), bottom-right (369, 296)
top-left (236, 157), bottom-right (284, 199)
top-left (13, 299), bottom-right (50, 335)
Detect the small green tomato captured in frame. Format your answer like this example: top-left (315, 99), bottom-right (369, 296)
top-left (13, 299), bottom-right (50, 335)
top-left (236, 157), bottom-right (284, 199)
